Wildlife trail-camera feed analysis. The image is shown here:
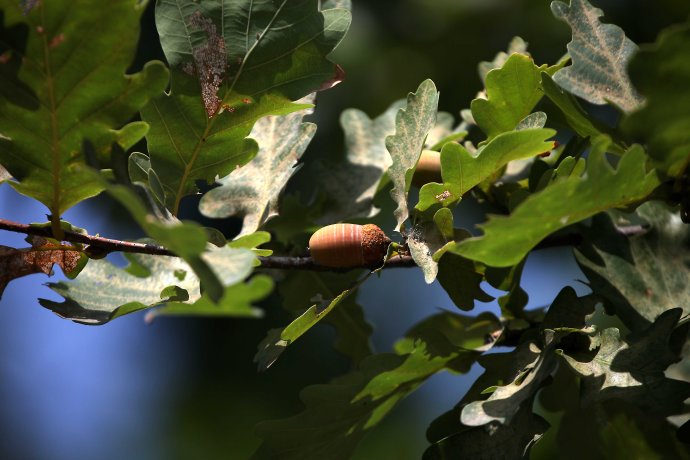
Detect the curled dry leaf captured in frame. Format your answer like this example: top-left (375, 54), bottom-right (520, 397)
top-left (0, 237), bottom-right (82, 298)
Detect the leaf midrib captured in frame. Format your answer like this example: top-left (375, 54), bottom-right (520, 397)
top-left (171, 0), bottom-right (290, 215)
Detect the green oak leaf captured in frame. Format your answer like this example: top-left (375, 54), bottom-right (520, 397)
top-left (478, 36), bottom-right (529, 83)
top-left (106, 183), bottom-right (235, 302)
top-left (0, 0), bottom-right (168, 220)
top-left (558, 308), bottom-right (690, 416)
top-left (387, 79), bottom-right (439, 230)
top-left (437, 253), bottom-right (494, 311)
top-left (144, 0), bottom-right (351, 214)
top-left (276, 271), bottom-right (373, 366)
top-left (407, 211), bottom-right (449, 284)
top-left (0, 163), bottom-right (10, 181)
top-left (416, 128), bottom-right (556, 212)
top-left (40, 243), bottom-right (261, 325)
top-left (321, 0), bottom-right (351, 10)
top-left (461, 341), bottom-right (557, 426)
top-left (550, 0), bottom-right (644, 113)
top-left (144, 275), bottom-right (272, 322)
top-left (254, 273), bottom-right (367, 371)
top-left (424, 403), bottom-right (549, 460)
top-left (622, 22), bottom-right (690, 177)
top-left (253, 312), bottom-right (501, 460)
top-left (454, 137), bottom-right (660, 267)
top-left (471, 53), bottom-right (555, 139)
top-left (541, 72), bottom-right (619, 149)
top-left (541, 287), bottom-right (597, 332)
top-left (315, 101), bottom-right (402, 224)
top-left (426, 111), bottom-right (467, 151)
top-left (199, 97), bottom-right (316, 236)
top-left (576, 202), bottom-right (690, 332)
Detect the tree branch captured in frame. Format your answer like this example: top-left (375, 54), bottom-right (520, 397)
top-left (0, 217), bottom-right (646, 272)
top-left (0, 217), bottom-right (416, 271)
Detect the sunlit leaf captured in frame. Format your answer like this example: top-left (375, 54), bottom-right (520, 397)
top-left (461, 341), bottom-right (557, 426)
top-left (199, 97), bottom-right (316, 236)
top-left (454, 137), bottom-right (660, 267)
top-left (0, 0), bottom-right (168, 219)
top-left (144, 0), bottom-right (350, 213)
top-left (471, 53), bottom-right (554, 139)
top-left (576, 202), bottom-right (690, 332)
top-left (40, 240), bottom-right (261, 325)
top-left (407, 214), bottom-right (448, 284)
top-left (426, 111), bottom-right (467, 151)
top-left (559, 309), bottom-right (690, 416)
top-left (144, 275), bottom-right (272, 322)
top-left (622, 22), bottom-right (690, 177)
top-left (416, 128), bottom-right (555, 212)
top-left (387, 79), bottom-right (439, 230)
top-left (541, 72), bottom-right (616, 146)
top-left (277, 271), bottom-right (372, 366)
top-left (254, 312), bottom-right (501, 460)
top-left (424, 403), bottom-right (549, 460)
top-left (0, 163), bottom-right (10, 181)
top-left (315, 101), bottom-right (401, 224)
top-left (254, 276), bottom-right (362, 371)
top-left (321, 0), bottom-right (351, 10)
top-left (478, 36), bottom-right (529, 83)
top-left (550, 0), bottom-right (643, 113)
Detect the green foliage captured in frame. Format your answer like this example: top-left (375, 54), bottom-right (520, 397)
top-left (254, 312), bottom-right (501, 460)
top-left (551, 0), bottom-right (644, 113)
top-left (0, 0), bottom-right (168, 222)
top-left (623, 22), bottom-right (690, 177)
top-left (142, 0), bottom-right (350, 213)
top-left (471, 53), bottom-right (556, 139)
top-left (199, 99), bottom-right (316, 236)
top-left (576, 202), bottom-right (690, 332)
top-left (387, 79), bottom-right (439, 230)
top-left (416, 128), bottom-right (556, 212)
top-left (275, 271), bottom-right (373, 366)
top-left (454, 137), bottom-right (660, 267)
top-left (558, 308), bottom-right (690, 415)
top-left (1, 1), bottom-right (690, 458)
top-left (541, 73), bottom-right (620, 150)
top-left (41, 241), bottom-right (262, 324)
top-left (254, 274), bottom-right (362, 371)
top-left (315, 101), bottom-right (401, 224)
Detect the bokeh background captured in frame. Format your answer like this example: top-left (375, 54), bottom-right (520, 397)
top-left (1, 0), bottom-right (689, 459)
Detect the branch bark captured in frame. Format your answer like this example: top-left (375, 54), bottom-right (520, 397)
top-left (0, 217), bottom-right (645, 272)
top-left (0, 218), bottom-right (415, 271)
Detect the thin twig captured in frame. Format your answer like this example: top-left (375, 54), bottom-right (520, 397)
top-left (0, 218), bottom-right (175, 256)
top-left (257, 255), bottom-right (417, 271)
top-left (0, 217), bottom-right (647, 272)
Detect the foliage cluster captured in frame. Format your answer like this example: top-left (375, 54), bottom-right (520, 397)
top-left (1, 0), bottom-right (689, 457)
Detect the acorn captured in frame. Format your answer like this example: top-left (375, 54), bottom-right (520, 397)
top-left (309, 224), bottom-right (391, 268)
top-left (412, 149), bottom-right (442, 187)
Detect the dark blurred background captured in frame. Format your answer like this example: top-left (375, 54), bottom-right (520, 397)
top-left (1, 0), bottom-right (689, 459)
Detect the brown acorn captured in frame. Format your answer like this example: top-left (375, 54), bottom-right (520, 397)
top-left (309, 224), bottom-right (391, 268)
top-left (412, 149), bottom-right (442, 187)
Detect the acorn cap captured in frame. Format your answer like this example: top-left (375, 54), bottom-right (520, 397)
top-left (361, 224), bottom-right (391, 267)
